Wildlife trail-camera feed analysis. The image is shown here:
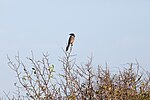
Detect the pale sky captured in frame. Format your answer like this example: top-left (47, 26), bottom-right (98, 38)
top-left (0, 0), bottom-right (150, 96)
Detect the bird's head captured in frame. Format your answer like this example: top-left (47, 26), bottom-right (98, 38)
top-left (69, 33), bottom-right (75, 37)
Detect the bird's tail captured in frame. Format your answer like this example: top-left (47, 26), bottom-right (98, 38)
top-left (66, 44), bottom-right (70, 51)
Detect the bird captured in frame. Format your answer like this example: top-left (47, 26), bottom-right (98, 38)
top-left (66, 33), bottom-right (75, 51)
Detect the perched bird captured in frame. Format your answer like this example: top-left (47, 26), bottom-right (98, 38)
top-left (66, 33), bottom-right (75, 51)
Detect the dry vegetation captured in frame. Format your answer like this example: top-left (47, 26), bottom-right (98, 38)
top-left (2, 49), bottom-right (150, 100)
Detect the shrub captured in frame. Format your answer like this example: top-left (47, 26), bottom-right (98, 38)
top-left (4, 50), bottom-right (150, 100)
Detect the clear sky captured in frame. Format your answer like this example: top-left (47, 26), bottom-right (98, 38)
top-left (0, 0), bottom-right (150, 96)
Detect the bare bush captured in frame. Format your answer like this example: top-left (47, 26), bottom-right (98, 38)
top-left (7, 52), bottom-right (60, 100)
top-left (4, 49), bottom-right (150, 100)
